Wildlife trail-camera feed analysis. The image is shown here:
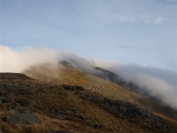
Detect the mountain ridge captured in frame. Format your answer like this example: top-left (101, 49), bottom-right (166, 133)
top-left (59, 61), bottom-right (177, 117)
top-left (0, 63), bottom-right (176, 133)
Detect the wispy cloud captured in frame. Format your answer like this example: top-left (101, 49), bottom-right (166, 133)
top-left (155, 17), bottom-right (163, 23)
top-left (155, 0), bottom-right (177, 5)
top-left (1, 0), bottom-right (176, 72)
top-left (0, 45), bottom-right (59, 72)
top-left (1, 46), bottom-right (177, 110)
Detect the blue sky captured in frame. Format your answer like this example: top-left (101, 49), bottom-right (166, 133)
top-left (1, 0), bottom-right (177, 71)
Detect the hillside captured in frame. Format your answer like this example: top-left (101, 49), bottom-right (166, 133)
top-left (0, 63), bottom-right (176, 133)
top-left (24, 62), bottom-right (177, 119)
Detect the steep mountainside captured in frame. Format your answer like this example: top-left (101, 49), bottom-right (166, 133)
top-left (24, 63), bottom-right (177, 119)
top-left (0, 63), bottom-right (176, 133)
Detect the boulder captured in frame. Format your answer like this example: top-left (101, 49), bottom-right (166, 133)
top-left (2, 84), bottom-right (19, 94)
top-left (1, 96), bottom-right (13, 103)
top-left (56, 114), bottom-right (65, 120)
top-left (18, 88), bottom-right (32, 95)
top-left (63, 85), bottom-right (84, 90)
top-left (15, 99), bottom-right (30, 107)
top-left (120, 107), bottom-right (127, 113)
top-left (6, 113), bottom-right (40, 124)
top-left (53, 131), bottom-right (74, 133)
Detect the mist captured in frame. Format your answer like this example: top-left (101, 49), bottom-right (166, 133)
top-left (0, 45), bottom-right (177, 110)
top-left (59, 52), bottom-right (177, 111)
top-left (0, 45), bottom-right (59, 72)
top-left (99, 62), bottom-right (177, 109)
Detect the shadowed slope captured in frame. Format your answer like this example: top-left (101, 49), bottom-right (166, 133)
top-left (1, 72), bottom-right (177, 133)
top-left (21, 63), bottom-right (177, 132)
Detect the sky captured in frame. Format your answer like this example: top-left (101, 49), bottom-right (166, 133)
top-left (0, 0), bottom-right (177, 71)
top-left (0, 0), bottom-right (177, 110)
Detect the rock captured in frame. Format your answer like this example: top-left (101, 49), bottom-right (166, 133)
top-left (18, 88), bottom-right (32, 95)
top-left (1, 96), bottom-right (13, 103)
top-left (6, 113), bottom-right (40, 124)
top-left (15, 99), bottom-right (30, 107)
top-left (94, 122), bottom-right (101, 129)
top-left (0, 74), bottom-right (11, 79)
top-left (2, 84), bottom-right (19, 94)
top-left (26, 127), bottom-right (33, 133)
top-left (104, 98), bottom-right (114, 107)
top-left (60, 61), bottom-right (72, 66)
top-left (80, 115), bottom-right (87, 119)
top-left (53, 130), bottom-right (74, 133)
top-left (0, 90), bottom-right (7, 96)
top-left (63, 85), bottom-right (84, 90)
top-left (15, 103), bottom-right (23, 112)
top-left (120, 107), bottom-right (127, 113)
top-left (56, 114), bottom-right (65, 120)
top-left (88, 122), bottom-right (101, 129)
top-left (71, 108), bottom-right (78, 113)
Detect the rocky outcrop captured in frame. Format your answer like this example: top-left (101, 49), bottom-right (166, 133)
top-left (0, 95), bottom-right (13, 103)
top-left (15, 99), bottom-right (30, 107)
top-left (2, 84), bottom-right (19, 94)
top-left (94, 67), bottom-right (141, 92)
top-left (55, 114), bottom-right (65, 120)
top-left (0, 73), bottom-right (38, 126)
top-left (0, 72), bottom-right (177, 133)
top-left (63, 85), bottom-right (84, 91)
top-left (0, 73), bottom-right (32, 80)
top-left (64, 85), bottom-right (177, 133)
top-left (53, 130), bottom-right (74, 133)
top-left (0, 83), bottom-right (32, 95)
top-left (6, 113), bottom-right (40, 124)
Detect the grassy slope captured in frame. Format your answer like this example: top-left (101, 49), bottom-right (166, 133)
top-left (0, 63), bottom-right (176, 133)
top-left (23, 63), bottom-right (177, 130)
top-left (24, 64), bottom-right (140, 104)
top-left (0, 73), bottom-right (115, 133)
top-left (0, 73), bottom-right (148, 133)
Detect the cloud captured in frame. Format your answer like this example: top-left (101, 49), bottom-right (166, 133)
top-left (1, 45), bottom-right (177, 110)
top-left (96, 61), bottom-right (177, 109)
top-left (0, 45), bottom-right (59, 72)
top-left (156, 0), bottom-right (177, 5)
top-left (155, 17), bottom-right (163, 23)
top-left (136, 74), bottom-right (177, 108)
top-left (117, 15), bottom-right (136, 21)
top-left (57, 51), bottom-right (97, 74)
top-left (59, 54), bottom-right (177, 110)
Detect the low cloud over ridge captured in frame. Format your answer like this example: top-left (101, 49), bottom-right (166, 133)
top-left (0, 45), bottom-right (177, 110)
top-left (0, 46), bottom-right (59, 72)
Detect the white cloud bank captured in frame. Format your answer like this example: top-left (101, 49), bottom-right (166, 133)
top-left (0, 45), bottom-right (177, 110)
top-left (0, 45), bottom-right (59, 72)
top-left (98, 62), bottom-right (177, 110)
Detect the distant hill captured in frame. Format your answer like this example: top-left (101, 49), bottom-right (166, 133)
top-left (0, 63), bottom-right (176, 133)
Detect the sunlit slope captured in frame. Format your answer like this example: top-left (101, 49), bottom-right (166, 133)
top-left (22, 63), bottom-right (177, 132)
top-left (1, 73), bottom-right (172, 132)
top-left (24, 63), bottom-right (177, 114)
top-left (0, 73), bottom-right (123, 133)
top-left (23, 63), bottom-right (140, 105)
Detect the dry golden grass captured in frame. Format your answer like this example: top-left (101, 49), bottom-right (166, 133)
top-left (24, 64), bottom-right (141, 104)
top-left (0, 63), bottom-right (175, 133)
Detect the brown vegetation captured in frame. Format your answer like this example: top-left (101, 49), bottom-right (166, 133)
top-left (0, 64), bottom-right (176, 133)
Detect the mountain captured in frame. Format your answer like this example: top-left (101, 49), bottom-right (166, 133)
top-left (0, 62), bottom-right (177, 133)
